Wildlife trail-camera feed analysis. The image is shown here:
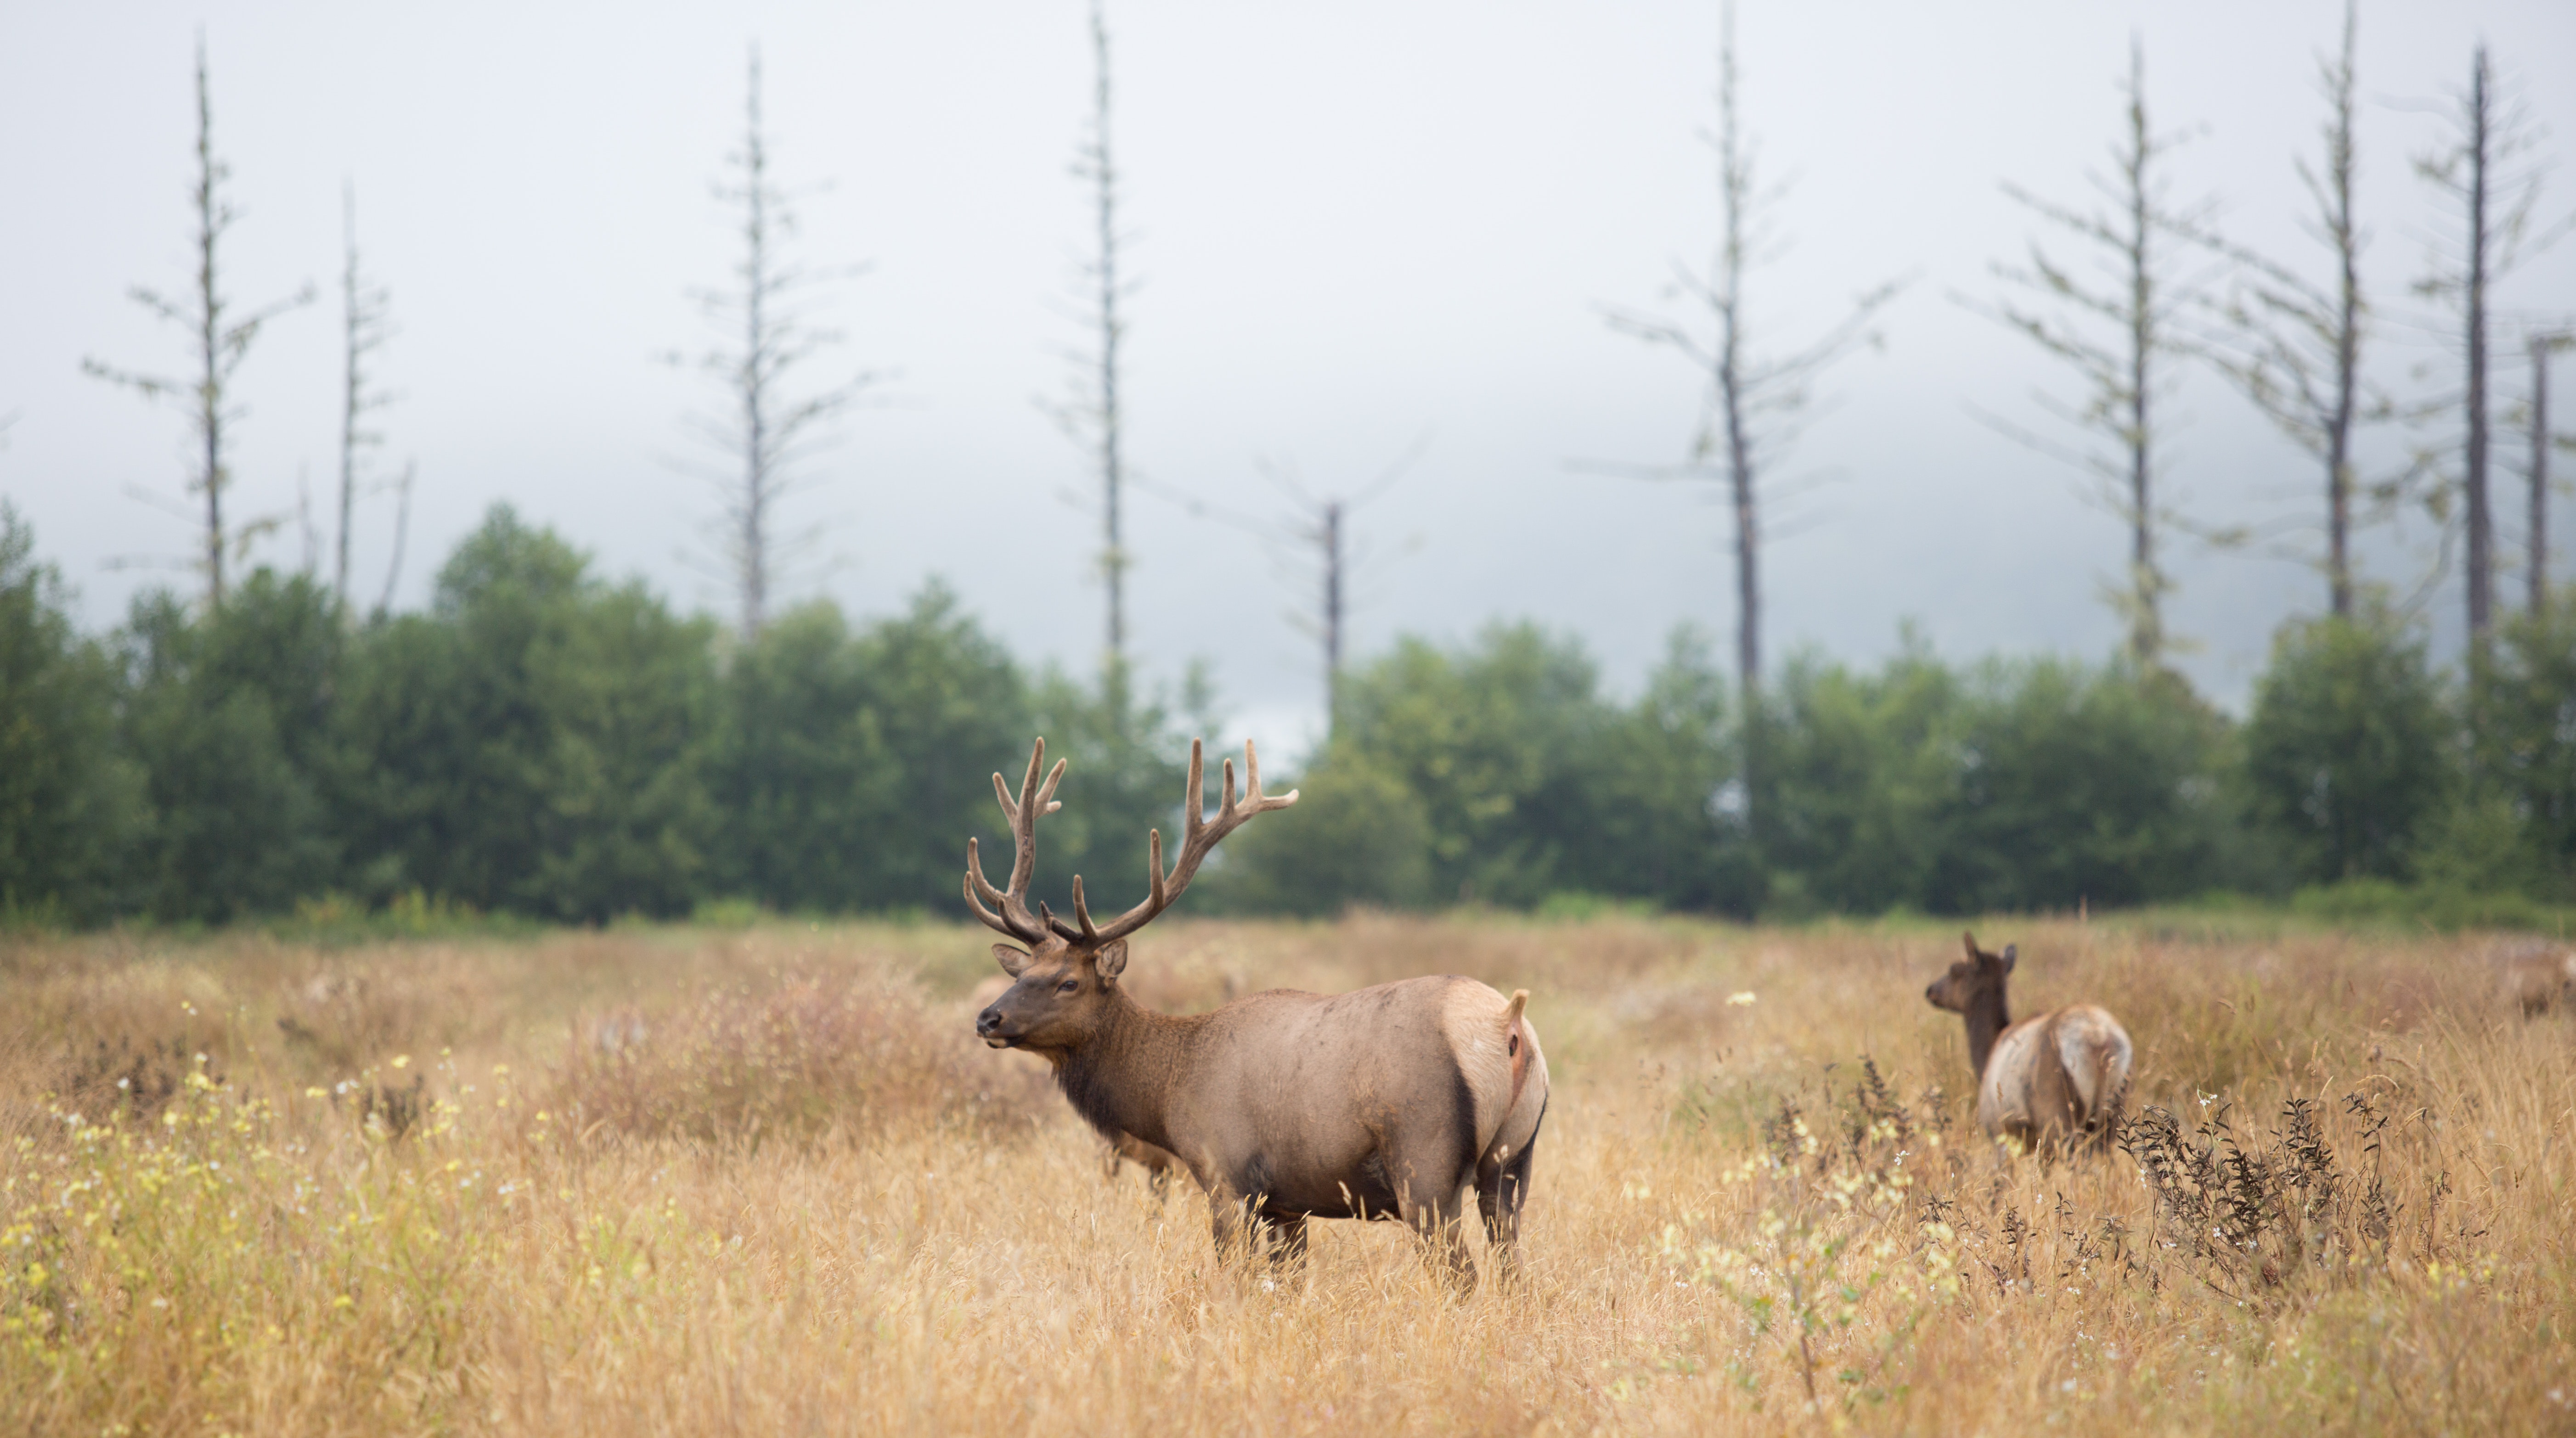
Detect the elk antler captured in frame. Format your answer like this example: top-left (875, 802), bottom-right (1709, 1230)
top-left (1060, 739), bottom-right (1299, 945)
top-left (964, 738), bottom-right (1067, 947)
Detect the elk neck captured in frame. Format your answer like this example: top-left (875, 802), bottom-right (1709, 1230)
top-left (1053, 983), bottom-right (1204, 1155)
top-left (1962, 986), bottom-right (2011, 1082)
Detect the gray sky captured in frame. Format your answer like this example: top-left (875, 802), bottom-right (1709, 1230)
top-left (4, 1), bottom-right (2572, 756)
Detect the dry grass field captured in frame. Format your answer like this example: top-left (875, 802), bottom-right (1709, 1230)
top-left (0, 912), bottom-right (2569, 1435)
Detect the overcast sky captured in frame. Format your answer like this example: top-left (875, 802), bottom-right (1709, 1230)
top-left (4, 1), bottom-right (2572, 754)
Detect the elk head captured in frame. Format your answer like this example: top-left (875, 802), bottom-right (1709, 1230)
top-left (968, 736), bottom-right (1296, 1055)
top-left (1925, 931), bottom-right (2015, 1016)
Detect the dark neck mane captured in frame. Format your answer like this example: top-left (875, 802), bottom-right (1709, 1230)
top-left (1963, 987), bottom-right (2011, 1082)
top-left (1048, 986), bottom-right (1202, 1153)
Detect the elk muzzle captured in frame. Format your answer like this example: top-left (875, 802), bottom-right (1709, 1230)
top-left (975, 1004), bottom-right (1017, 1048)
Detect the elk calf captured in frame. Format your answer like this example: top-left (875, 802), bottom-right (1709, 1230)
top-left (967, 738), bottom-right (1548, 1287)
top-left (1923, 932), bottom-right (2130, 1154)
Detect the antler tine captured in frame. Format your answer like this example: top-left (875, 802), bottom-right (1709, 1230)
top-left (1069, 875), bottom-right (1102, 941)
top-left (1243, 739), bottom-right (1297, 813)
top-left (1181, 739), bottom-right (1206, 845)
top-left (964, 738), bottom-right (1061, 946)
top-left (1088, 736), bottom-right (1301, 945)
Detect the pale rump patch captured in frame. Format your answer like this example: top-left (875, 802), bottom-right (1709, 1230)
top-left (1436, 979), bottom-right (1549, 1160)
top-left (2052, 1005), bottom-right (2131, 1112)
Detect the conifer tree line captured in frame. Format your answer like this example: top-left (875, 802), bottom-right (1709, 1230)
top-left (3, 11), bottom-right (2573, 927)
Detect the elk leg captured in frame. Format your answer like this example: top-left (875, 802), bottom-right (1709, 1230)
top-left (1259, 1210), bottom-right (1310, 1272)
top-left (1476, 1124), bottom-right (1539, 1283)
top-left (1208, 1187), bottom-right (1260, 1266)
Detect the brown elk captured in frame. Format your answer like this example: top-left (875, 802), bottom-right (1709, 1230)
top-left (2494, 939), bottom-right (2576, 1017)
top-left (1922, 932), bottom-right (2131, 1154)
top-left (968, 737), bottom-right (1548, 1286)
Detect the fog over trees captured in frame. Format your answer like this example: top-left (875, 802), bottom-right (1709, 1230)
top-left (2, 2), bottom-right (2573, 925)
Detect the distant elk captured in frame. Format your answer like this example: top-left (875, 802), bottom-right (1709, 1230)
top-left (2495, 940), bottom-right (2576, 1017)
top-left (968, 738), bottom-right (1548, 1286)
top-left (1923, 932), bottom-right (2131, 1154)
top-left (967, 973), bottom-right (1182, 1187)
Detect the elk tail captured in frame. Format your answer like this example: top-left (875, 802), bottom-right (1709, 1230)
top-left (1503, 989), bottom-right (1533, 1113)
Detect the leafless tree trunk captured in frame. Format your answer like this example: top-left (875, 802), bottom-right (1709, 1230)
top-left (2206, 2), bottom-right (2379, 618)
top-left (1319, 498), bottom-right (1344, 717)
top-left (1975, 40), bottom-right (2223, 667)
top-left (2464, 56), bottom-right (2494, 643)
top-left (83, 36), bottom-right (308, 609)
top-left (673, 46), bottom-right (870, 643)
top-left (1051, 0), bottom-right (1136, 682)
top-left (376, 464), bottom-right (414, 618)
top-left (337, 182), bottom-right (395, 615)
top-left (2415, 46), bottom-right (2561, 654)
top-left (1602, 0), bottom-right (1900, 738)
top-left (2532, 334), bottom-right (2565, 613)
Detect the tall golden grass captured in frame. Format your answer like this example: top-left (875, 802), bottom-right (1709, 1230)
top-left (0, 914), bottom-right (2567, 1434)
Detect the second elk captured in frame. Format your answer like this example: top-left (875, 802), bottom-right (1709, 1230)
top-left (968, 738), bottom-right (1549, 1287)
top-left (1923, 932), bottom-right (2131, 1155)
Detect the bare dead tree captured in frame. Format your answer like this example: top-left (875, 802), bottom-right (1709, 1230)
top-left (83, 35), bottom-right (310, 609)
top-left (2204, 1), bottom-right (2386, 618)
top-left (337, 182), bottom-right (395, 614)
top-left (1046, 0), bottom-right (1139, 689)
top-left (1970, 39), bottom-right (2225, 667)
top-left (1599, 0), bottom-right (1900, 705)
top-left (1267, 446), bottom-right (1417, 726)
top-left (672, 46), bottom-right (872, 642)
top-left (1134, 440), bottom-right (1420, 731)
top-left (1597, 0), bottom-right (1900, 836)
top-left (2413, 45), bottom-right (2564, 652)
top-left (2525, 332), bottom-right (2570, 612)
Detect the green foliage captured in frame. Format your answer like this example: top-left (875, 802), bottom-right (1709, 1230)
top-left (1333, 623), bottom-right (1619, 907)
top-left (1760, 643), bottom-right (1960, 915)
top-left (2240, 609), bottom-right (2453, 885)
top-left (0, 506), bottom-right (143, 921)
top-left (1936, 661), bottom-right (2232, 911)
top-left (336, 506), bottom-right (716, 922)
top-left (1204, 746), bottom-right (1432, 916)
top-left (2470, 595), bottom-right (2576, 897)
top-left (709, 584), bottom-right (1031, 913)
top-left (1761, 643), bottom-right (2230, 915)
top-left (120, 571), bottom-right (341, 921)
top-left (11, 497), bottom-right (2576, 930)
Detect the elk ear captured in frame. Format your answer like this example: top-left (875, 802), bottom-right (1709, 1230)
top-left (1094, 938), bottom-right (1129, 981)
top-left (992, 944), bottom-right (1032, 977)
top-left (1961, 931), bottom-right (1980, 961)
top-left (1999, 944), bottom-right (2017, 973)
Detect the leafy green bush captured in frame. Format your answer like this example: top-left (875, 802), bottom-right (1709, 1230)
top-left (2239, 607), bottom-right (2453, 886)
top-left (0, 506), bottom-right (143, 922)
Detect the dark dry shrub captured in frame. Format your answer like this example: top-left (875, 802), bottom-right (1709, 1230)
top-left (547, 967), bottom-right (1049, 1147)
top-left (2115, 1088), bottom-right (2472, 1302)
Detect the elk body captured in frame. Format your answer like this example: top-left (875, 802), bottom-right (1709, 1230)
top-left (968, 738), bottom-right (1548, 1285)
top-left (1923, 932), bottom-right (2130, 1154)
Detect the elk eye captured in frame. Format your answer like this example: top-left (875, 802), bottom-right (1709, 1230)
top-left (1057, 979), bottom-right (1080, 994)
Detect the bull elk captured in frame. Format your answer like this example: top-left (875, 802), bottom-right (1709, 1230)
top-left (1923, 932), bottom-right (2131, 1154)
top-left (968, 737), bottom-right (1548, 1286)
